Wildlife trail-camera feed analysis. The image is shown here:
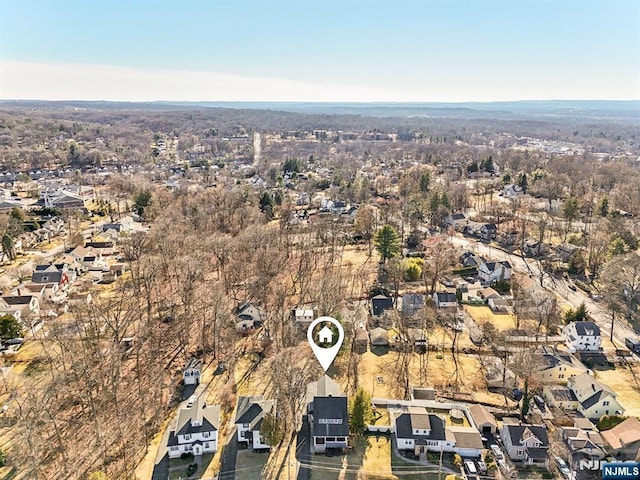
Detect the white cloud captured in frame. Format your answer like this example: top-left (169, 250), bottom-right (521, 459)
top-left (0, 59), bottom-right (637, 102)
top-left (0, 59), bottom-right (419, 102)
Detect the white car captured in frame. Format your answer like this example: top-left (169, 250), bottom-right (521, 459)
top-left (186, 395), bottom-right (197, 408)
top-left (491, 444), bottom-right (504, 460)
top-left (555, 456), bottom-right (571, 479)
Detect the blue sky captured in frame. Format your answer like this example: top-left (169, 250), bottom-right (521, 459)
top-left (1, 0), bottom-right (639, 101)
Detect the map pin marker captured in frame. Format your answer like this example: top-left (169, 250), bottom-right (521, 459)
top-left (307, 316), bottom-right (344, 372)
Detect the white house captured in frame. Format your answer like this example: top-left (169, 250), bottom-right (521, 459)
top-left (537, 346), bottom-right (591, 384)
top-left (501, 424), bottom-right (549, 466)
top-left (567, 373), bottom-right (624, 420)
top-left (394, 406), bottom-right (483, 458)
top-left (293, 308), bottom-right (314, 328)
top-left (432, 292), bottom-right (458, 309)
top-left (563, 321), bottom-right (602, 352)
top-left (167, 396), bottom-right (220, 458)
top-left (235, 396), bottom-right (277, 451)
top-left (183, 359), bottom-right (202, 386)
top-left (478, 261), bottom-right (512, 284)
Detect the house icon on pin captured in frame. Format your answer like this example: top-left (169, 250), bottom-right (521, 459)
top-left (318, 325), bottom-right (334, 345)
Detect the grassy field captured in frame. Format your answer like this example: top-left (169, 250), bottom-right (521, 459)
top-left (593, 363), bottom-right (640, 417)
top-left (464, 305), bottom-right (516, 331)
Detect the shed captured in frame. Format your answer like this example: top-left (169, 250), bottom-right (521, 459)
top-left (370, 327), bottom-right (390, 347)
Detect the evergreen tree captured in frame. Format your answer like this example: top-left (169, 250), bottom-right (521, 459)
top-left (0, 314), bottom-right (22, 339)
top-left (259, 411), bottom-right (284, 447)
top-left (259, 192), bottom-right (275, 219)
top-left (374, 225), bottom-right (401, 264)
top-left (349, 388), bottom-right (372, 435)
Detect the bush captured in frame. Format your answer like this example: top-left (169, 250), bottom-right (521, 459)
top-left (180, 452), bottom-right (194, 460)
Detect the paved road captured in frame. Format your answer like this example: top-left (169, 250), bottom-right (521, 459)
top-left (295, 415), bottom-right (311, 480)
top-left (449, 234), bottom-right (637, 348)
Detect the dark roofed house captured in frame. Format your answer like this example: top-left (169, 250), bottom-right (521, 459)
top-left (311, 396), bottom-right (349, 453)
top-left (31, 264), bottom-right (71, 288)
top-left (500, 424), bottom-right (549, 466)
top-left (371, 294), bottom-right (393, 317)
top-left (166, 396), bottom-right (220, 458)
top-left (433, 292), bottom-right (457, 309)
top-left (235, 396), bottom-right (277, 451)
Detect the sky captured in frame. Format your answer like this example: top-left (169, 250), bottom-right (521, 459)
top-left (0, 0), bottom-right (639, 102)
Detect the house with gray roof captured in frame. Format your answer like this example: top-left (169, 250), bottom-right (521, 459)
top-left (394, 406), bottom-right (483, 458)
top-left (567, 373), bottom-right (624, 420)
top-left (500, 424), bottom-right (549, 466)
top-left (310, 396), bottom-right (349, 453)
top-left (167, 396), bottom-right (220, 459)
top-left (563, 321), bottom-right (602, 352)
top-left (235, 396), bottom-right (277, 451)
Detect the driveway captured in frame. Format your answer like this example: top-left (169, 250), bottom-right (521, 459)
top-left (218, 428), bottom-right (239, 480)
top-left (295, 415), bottom-right (311, 480)
top-left (150, 452), bottom-right (169, 480)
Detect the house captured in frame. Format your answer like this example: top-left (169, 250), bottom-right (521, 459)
top-left (488, 297), bottom-right (511, 313)
top-left (318, 325), bottom-right (333, 344)
top-left (542, 386), bottom-right (579, 410)
top-left (522, 238), bottom-right (546, 257)
top-left (31, 264), bottom-right (72, 289)
top-left (502, 184), bottom-right (523, 198)
top-left (1, 295), bottom-right (40, 318)
top-left (183, 359), bottom-right (201, 386)
top-left (407, 328), bottom-right (427, 353)
top-left (370, 327), bottom-right (389, 347)
top-left (433, 292), bottom-right (457, 309)
top-left (42, 190), bottom-right (87, 209)
top-left (402, 293), bottom-right (424, 317)
top-left (167, 396), bottom-right (220, 459)
top-left (556, 243), bottom-right (579, 262)
top-left (601, 417), bottom-right (640, 460)
top-left (310, 396), bottom-right (349, 453)
top-left (563, 321), bottom-right (602, 352)
top-left (307, 375), bottom-right (343, 405)
top-left (394, 406), bottom-right (483, 458)
top-left (371, 295), bottom-right (393, 317)
top-left (537, 346), bottom-right (591, 384)
top-left (480, 223), bottom-right (497, 241)
top-left (500, 424), bottom-right (549, 466)
top-left (235, 301), bottom-right (263, 332)
top-left (445, 213), bottom-right (468, 229)
top-left (482, 356), bottom-right (517, 389)
top-left (235, 396), bottom-right (277, 451)
top-left (395, 408), bottom-right (452, 455)
top-left (354, 328), bottom-right (369, 353)
top-left (567, 373), bottom-right (625, 420)
top-left (561, 421), bottom-right (607, 468)
top-left (70, 246), bottom-right (107, 271)
top-left (478, 261), bottom-right (512, 284)
top-left (468, 404), bottom-right (498, 434)
top-left (292, 308), bottom-right (314, 328)
top-left (460, 252), bottom-right (486, 268)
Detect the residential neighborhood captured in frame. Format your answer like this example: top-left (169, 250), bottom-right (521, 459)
top-left (0, 100), bottom-right (637, 480)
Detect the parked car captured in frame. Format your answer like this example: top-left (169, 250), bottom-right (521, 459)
top-left (491, 444), bottom-right (505, 461)
top-left (464, 460), bottom-right (477, 475)
top-left (534, 395), bottom-right (545, 410)
top-left (555, 456), bottom-right (571, 478)
top-left (477, 460), bottom-right (487, 474)
top-left (186, 395), bottom-right (197, 408)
